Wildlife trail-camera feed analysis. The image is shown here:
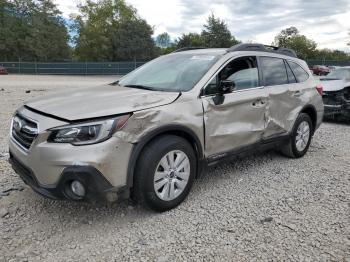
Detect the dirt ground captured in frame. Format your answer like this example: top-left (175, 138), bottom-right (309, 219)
top-left (0, 75), bottom-right (349, 261)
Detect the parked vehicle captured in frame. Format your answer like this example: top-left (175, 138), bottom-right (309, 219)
top-left (320, 67), bottom-right (350, 118)
top-left (311, 65), bottom-right (330, 75)
top-left (327, 65), bottom-right (340, 72)
top-left (9, 43), bottom-right (324, 211)
top-left (0, 65), bottom-right (8, 75)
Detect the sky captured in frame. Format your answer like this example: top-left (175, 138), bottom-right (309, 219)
top-left (55, 0), bottom-right (350, 52)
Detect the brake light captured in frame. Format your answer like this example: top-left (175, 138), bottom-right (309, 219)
top-left (316, 84), bottom-right (323, 96)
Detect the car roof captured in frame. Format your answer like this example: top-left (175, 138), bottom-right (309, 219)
top-left (171, 48), bottom-right (227, 56)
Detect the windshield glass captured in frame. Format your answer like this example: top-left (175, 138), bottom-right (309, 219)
top-left (118, 53), bottom-right (220, 92)
top-left (326, 68), bottom-right (350, 80)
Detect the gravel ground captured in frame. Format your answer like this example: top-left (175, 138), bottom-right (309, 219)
top-left (0, 75), bottom-right (349, 261)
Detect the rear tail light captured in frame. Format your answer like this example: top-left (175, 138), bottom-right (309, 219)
top-left (316, 84), bottom-right (323, 96)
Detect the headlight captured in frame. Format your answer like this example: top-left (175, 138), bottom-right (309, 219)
top-left (48, 114), bottom-right (130, 145)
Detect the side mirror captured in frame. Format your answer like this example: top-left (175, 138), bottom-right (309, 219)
top-left (218, 80), bottom-right (235, 95)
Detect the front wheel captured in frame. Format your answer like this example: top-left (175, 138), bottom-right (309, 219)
top-left (280, 113), bottom-right (313, 158)
top-left (133, 135), bottom-right (196, 212)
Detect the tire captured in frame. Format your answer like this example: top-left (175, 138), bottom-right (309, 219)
top-left (132, 135), bottom-right (196, 212)
top-left (280, 113), bottom-right (313, 158)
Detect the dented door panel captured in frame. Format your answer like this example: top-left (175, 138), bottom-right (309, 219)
top-left (263, 84), bottom-right (295, 138)
top-left (202, 88), bottom-right (268, 157)
top-left (264, 81), bottom-right (319, 138)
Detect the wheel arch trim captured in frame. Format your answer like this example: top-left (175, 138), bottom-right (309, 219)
top-left (299, 104), bottom-right (318, 133)
top-left (126, 124), bottom-right (204, 188)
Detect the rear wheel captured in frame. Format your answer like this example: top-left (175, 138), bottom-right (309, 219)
top-left (133, 135), bottom-right (196, 212)
top-left (280, 113), bottom-right (313, 158)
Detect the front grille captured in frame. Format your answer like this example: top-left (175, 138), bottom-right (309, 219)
top-left (11, 114), bottom-right (38, 150)
top-left (322, 91), bottom-right (343, 106)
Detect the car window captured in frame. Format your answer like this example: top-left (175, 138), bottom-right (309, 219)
top-left (119, 53), bottom-right (220, 92)
top-left (287, 61), bottom-right (309, 82)
top-left (204, 56), bottom-right (259, 95)
top-left (260, 57), bottom-right (288, 86)
top-left (285, 60), bottom-right (297, 83)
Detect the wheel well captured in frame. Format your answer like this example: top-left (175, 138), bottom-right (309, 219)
top-left (301, 106), bottom-right (317, 133)
top-left (127, 127), bottom-right (204, 188)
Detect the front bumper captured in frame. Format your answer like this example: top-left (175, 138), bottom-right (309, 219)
top-left (9, 152), bottom-right (123, 201)
top-left (8, 107), bottom-right (134, 201)
top-left (324, 104), bottom-right (350, 116)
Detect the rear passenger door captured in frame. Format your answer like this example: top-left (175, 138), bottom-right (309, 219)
top-left (259, 56), bottom-right (298, 138)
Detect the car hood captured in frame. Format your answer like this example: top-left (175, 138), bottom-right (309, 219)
top-left (320, 78), bottom-right (350, 92)
top-left (25, 84), bottom-right (180, 121)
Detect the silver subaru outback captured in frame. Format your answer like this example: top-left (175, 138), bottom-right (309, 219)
top-left (9, 44), bottom-right (324, 211)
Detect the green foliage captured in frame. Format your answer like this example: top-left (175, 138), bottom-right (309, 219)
top-left (0, 0), bottom-right (71, 61)
top-left (273, 27), bottom-right (317, 59)
top-left (176, 33), bottom-right (204, 48)
top-left (173, 14), bottom-right (240, 51)
top-left (314, 49), bottom-right (350, 61)
top-left (155, 32), bottom-right (171, 48)
top-left (72, 0), bottom-right (156, 61)
top-left (274, 27), bottom-right (350, 60)
top-left (201, 14), bottom-right (240, 48)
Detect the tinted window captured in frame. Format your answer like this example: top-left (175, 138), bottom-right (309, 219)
top-left (288, 61), bottom-right (309, 82)
top-left (285, 60), bottom-right (297, 83)
top-left (260, 57), bottom-right (288, 86)
top-left (205, 56), bottom-right (259, 95)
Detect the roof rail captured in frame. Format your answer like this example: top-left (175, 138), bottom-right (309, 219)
top-left (173, 47), bottom-right (206, 53)
top-left (227, 43), bottom-right (297, 58)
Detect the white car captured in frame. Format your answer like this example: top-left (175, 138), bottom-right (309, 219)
top-left (320, 67), bottom-right (350, 118)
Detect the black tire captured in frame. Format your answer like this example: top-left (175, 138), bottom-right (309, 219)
top-left (280, 113), bottom-right (313, 158)
top-left (132, 135), bottom-right (196, 212)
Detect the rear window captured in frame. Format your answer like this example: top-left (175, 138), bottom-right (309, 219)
top-left (260, 57), bottom-right (288, 86)
top-left (288, 61), bottom-right (309, 82)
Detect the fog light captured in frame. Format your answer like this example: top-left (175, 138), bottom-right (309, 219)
top-left (70, 180), bottom-right (85, 197)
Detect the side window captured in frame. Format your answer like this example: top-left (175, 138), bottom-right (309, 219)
top-left (204, 56), bottom-right (259, 95)
top-left (285, 60), bottom-right (297, 83)
top-left (260, 57), bottom-right (288, 86)
top-left (287, 61), bottom-right (309, 82)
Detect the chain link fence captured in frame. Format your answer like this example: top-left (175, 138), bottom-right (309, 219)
top-left (0, 61), bottom-right (146, 75)
top-left (1, 60), bottom-right (350, 75)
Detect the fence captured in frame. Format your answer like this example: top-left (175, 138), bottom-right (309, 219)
top-left (306, 60), bottom-right (350, 67)
top-left (0, 61), bottom-right (146, 75)
top-left (1, 60), bottom-right (350, 75)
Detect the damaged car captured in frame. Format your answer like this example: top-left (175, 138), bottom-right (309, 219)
top-left (9, 43), bottom-right (324, 212)
top-left (320, 67), bottom-right (350, 119)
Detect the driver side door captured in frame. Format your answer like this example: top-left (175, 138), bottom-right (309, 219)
top-left (201, 56), bottom-right (268, 160)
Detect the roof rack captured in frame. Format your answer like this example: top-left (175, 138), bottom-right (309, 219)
top-left (227, 43), bottom-right (297, 58)
top-left (173, 47), bottom-right (206, 53)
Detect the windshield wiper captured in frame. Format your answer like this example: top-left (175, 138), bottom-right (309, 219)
top-left (109, 80), bottom-right (119, 86)
top-left (123, 84), bottom-right (157, 91)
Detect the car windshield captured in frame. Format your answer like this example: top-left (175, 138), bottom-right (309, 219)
top-left (326, 68), bottom-right (350, 80)
top-left (118, 53), bottom-right (220, 92)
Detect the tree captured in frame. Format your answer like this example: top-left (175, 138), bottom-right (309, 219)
top-left (176, 33), bottom-right (204, 48)
top-left (273, 27), bottom-right (317, 60)
top-left (314, 48), bottom-right (350, 61)
top-left (0, 0), bottom-right (70, 61)
top-left (156, 32), bottom-right (171, 48)
top-left (72, 0), bottom-right (156, 61)
top-left (201, 14), bottom-right (240, 48)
